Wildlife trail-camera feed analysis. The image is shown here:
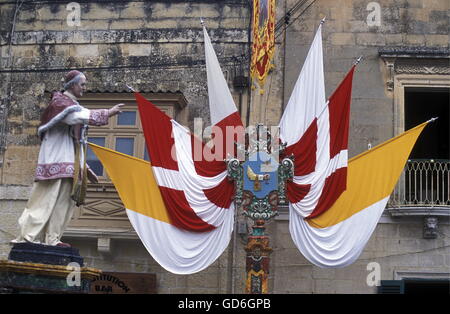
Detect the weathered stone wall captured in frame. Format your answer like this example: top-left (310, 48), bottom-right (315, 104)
top-left (2, 194), bottom-right (449, 294)
top-left (66, 237), bottom-right (241, 294)
top-left (282, 0), bottom-right (449, 158)
top-left (270, 215), bottom-right (450, 293)
top-left (273, 0), bottom-right (449, 293)
top-left (0, 0), bottom-right (449, 294)
top-left (0, 0), bottom-right (250, 186)
top-left (0, 0), bottom-right (252, 294)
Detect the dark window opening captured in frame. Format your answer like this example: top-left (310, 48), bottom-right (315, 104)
top-left (87, 137), bottom-right (106, 176)
top-left (404, 279), bottom-right (450, 294)
top-left (404, 88), bottom-right (450, 205)
top-left (405, 87), bottom-right (449, 160)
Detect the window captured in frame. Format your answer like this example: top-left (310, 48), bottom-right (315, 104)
top-left (386, 65), bottom-right (450, 209)
top-left (115, 137), bottom-right (135, 155)
top-left (87, 137), bottom-right (105, 176)
top-left (84, 103), bottom-right (144, 182)
top-left (66, 92), bottom-right (187, 234)
top-left (82, 93), bottom-right (186, 182)
top-left (117, 111), bottom-right (137, 126)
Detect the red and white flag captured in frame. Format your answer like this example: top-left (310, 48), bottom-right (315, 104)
top-left (122, 26), bottom-right (243, 274)
top-left (279, 23), bottom-right (355, 258)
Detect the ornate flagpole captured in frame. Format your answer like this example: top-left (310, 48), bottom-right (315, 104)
top-left (227, 125), bottom-right (293, 294)
top-left (243, 124), bottom-right (275, 294)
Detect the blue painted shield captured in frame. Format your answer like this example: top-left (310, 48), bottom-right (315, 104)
top-left (243, 151), bottom-right (278, 199)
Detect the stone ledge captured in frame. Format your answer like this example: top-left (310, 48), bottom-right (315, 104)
top-left (379, 46), bottom-right (450, 58)
top-left (386, 207), bottom-right (450, 218)
top-left (394, 270), bottom-right (450, 280)
top-left (2, 28), bottom-right (249, 45)
top-left (275, 205), bottom-right (450, 223)
top-left (63, 227), bottom-right (138, 240)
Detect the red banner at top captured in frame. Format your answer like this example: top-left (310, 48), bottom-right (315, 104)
top-left (250, 0), bottom-right (276, 90)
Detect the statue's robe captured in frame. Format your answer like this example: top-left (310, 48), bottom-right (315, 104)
top-left (14, 91), bottom-right (109, 246)
top-left (36, 91), bottom-right (109, 181)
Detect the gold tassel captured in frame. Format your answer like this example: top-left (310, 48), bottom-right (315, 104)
top-left (78, 142), bottom-right (88, 206)
top-left (71, 142), bottom-right (80, 202)
top-left (71, 130), bottom-right (89, 206)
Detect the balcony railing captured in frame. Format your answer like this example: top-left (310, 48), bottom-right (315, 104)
top-left (388, 159), bottom-right (450, 208)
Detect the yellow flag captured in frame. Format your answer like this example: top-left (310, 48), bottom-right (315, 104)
top-left (308, 121), bottom-right (429, 228)
top-left (88, 143), bottom-right (235, 275)
top-left (289, 121), bottom-right (430, 268)
top-left (88, 143), bottom-right (171, 224)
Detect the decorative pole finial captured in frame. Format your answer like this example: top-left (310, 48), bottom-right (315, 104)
top-left (320, 16), bottom-right (326, 25)
top-left (428, 117), bottom-right (439, 123)
top-left (126, 84), bottom-right (136, 92)
top-left (200, 17), bottom-right (205, 27)
top-left (355, 55), bottom-right (363, 65)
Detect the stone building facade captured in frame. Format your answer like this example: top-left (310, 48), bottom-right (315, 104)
top-left (0, 0), bottom-right (448, 293)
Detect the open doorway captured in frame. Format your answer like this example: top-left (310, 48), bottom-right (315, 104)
top-left (403, 87), bottom-right (450, 205)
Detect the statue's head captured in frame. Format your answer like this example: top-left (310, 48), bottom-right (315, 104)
top-left (63, 70), bottom-right (86, 98)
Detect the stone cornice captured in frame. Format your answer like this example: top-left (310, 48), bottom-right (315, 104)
top-left (379, 46), bottom-right (450, 59)
top-left (378, 47), bottom-right (450, 90)
top-left (0, 28), bottom-right (249, 46)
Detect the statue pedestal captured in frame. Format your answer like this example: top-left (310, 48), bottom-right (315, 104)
top-left (0, 243), bottom-right (101, 294)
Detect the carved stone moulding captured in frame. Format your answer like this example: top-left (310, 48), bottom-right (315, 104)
top-left (423, 216), bottom-right (439, 239)
top-left (378, 46), bottom-right (450, 91)
top-left (379, 46), bottom-right (450, 59)
top-left (395, 58), bottom-right (450, 75)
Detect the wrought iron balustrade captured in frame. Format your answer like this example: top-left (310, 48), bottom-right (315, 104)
top-left (388, 159), bottom-right (450, 208)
